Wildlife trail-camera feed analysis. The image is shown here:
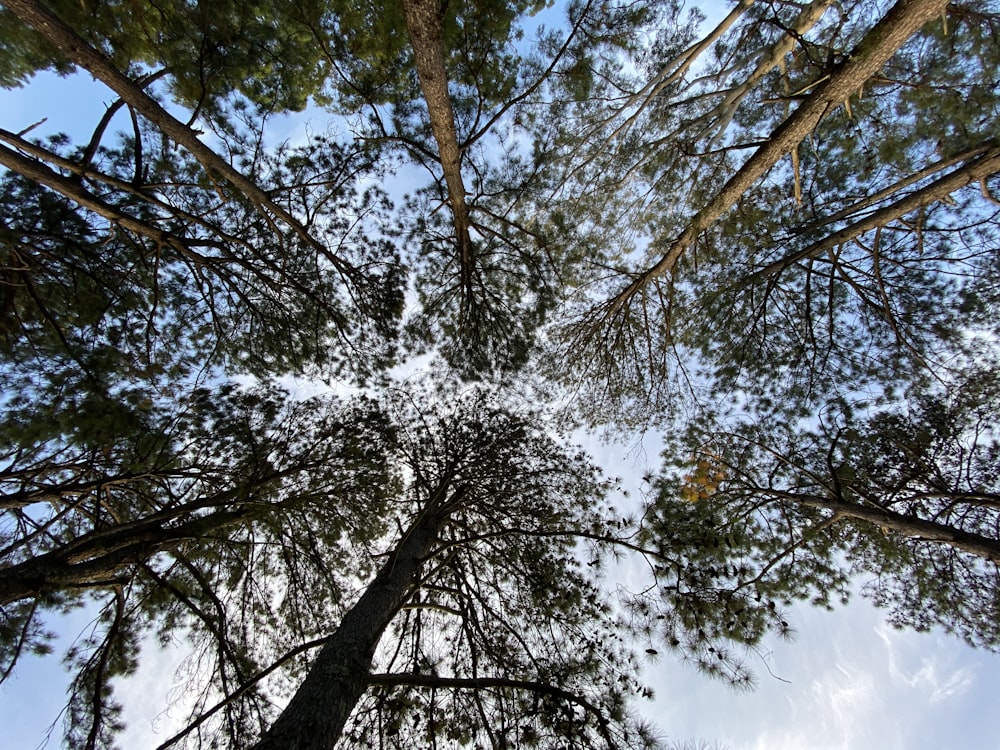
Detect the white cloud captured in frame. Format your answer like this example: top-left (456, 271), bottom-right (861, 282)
top-left (737, 657), bottom-right (899, 750)
top-left (875, 623), bottom-right (975, 704)
top-left (642, 592), bottom-right (1000, 750)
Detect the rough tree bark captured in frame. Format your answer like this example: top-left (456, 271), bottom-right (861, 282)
top-left (608, 0), bottom-right (951, 310)
top-left (401, 0), bottom-right (476, 306)
top-left (251, 494), bottom-right (453, 750)
top-left (0, 508), bottom-right (252, 605)
top-left (796, 494), bottom-right (1000, 564)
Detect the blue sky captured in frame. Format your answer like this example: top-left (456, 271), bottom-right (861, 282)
top-left (587, 439), bottom-right (1000, 750)
top-left (645, 576), bottom-right (1000, 750)
top-left (3, 19), bottom-right (1000, 750)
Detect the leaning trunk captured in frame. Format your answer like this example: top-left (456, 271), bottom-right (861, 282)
top-left (617, 0), bottom-right (950, 300)
top-left (401, 0), bottom-right (476, 305)
top-left (0, 508), bottom-right (251, 605)
top-left (800, 494), bottom-right (1000, 564)
top-left (2, 0), bottom-right (348, 269)
top-left (251, 508), bottom-right (444, 750)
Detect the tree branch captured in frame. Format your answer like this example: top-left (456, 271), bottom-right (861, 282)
top-left (745, 145), bottom-right (1000, 284)
top-left (154, 637), bottom-right (330, 750)
top-left (366, 672), bottom-right (614, 737)
top-left (2, 0), bottom-right (357, 276)
top-left (616, 0), bottom-right (949, 300)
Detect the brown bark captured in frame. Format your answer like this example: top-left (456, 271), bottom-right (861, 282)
top-left (2, 0), bottom-right (354, 274)
top-left (251, 504), bottom-right (447, 750)
top-left (400, 0), bottom-right (476, 303)
top-left (609, 0), bottom-right (950, 311)
top-left (699, 0), bottom-right (834, 142)
top-left (799, 494), bottom-right (1000, 564)
top-left (745, 145), bottom-right (1000, 283)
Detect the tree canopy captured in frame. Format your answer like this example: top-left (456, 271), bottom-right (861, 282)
top-left (2, 0), bottom-right (1000, 747)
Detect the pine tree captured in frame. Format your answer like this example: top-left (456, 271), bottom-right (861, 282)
top-left (3, 0), bottom-right (1000, 747)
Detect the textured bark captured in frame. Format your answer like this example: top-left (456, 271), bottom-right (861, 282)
top-left (251, 506), bottom-right (446, 750)
top-left (611, 0), bottom-right (950, 309)
top-left (746, 145), bottom-right (1000, 282)
top-left (800, 494), bottom-right (1000, 564)
top-left (2, 0), bottom-right (352, 272)
top-left (401, 0), bottom-right (476, 302)
top-left (0, 507), bottom-right (251, 605)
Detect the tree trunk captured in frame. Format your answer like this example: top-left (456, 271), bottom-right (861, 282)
top-left (401, 0), bottom-right (476, 305)
top-left (0, 508), bottom-right (251, 605)
top-left (612, 0), bottom-right (950, 308)
top-left (800, 494), bottom-right (1000, 564)
top-left (251, 506), bottom-right (446, 750)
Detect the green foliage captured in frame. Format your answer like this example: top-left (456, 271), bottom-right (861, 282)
top-left (549, 0), bottom-right (1000, 422)
top-left (331, 386), bottom-right (658, 750)
top-left (319, 0), bottom-right (549, 111)
top-left (1, 381), bottom-right (661, 748)
top-left (0, 381), bottom-right (397, 744)
top-left (319, 0), bottom-right (657, 378)
top-left (639, 430), bottom-right (853, 686)
top-left (4, 0), bottom-right (1000, 747)
top-left (642, 364), bottom-right (1000, 684)
top-left (0, 122), bottom-right (402, 426)
top-left (401, 170), bottom-right (559, 378)
top-left (0, 0), bottom-right (331, 111)
top-left (840, 368), bottom-right (1000, 649)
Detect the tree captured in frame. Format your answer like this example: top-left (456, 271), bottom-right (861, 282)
top-left (311, 0), bottom-right (653, 375)
top-left (213, 388), bottom-right (655, 750)
top-left (0, 104), bottom-right (402, 410)
top-left (5, 0), bottom-right (1000, 747)
top-left (0, 382), bottom-right (396, 747)
top-left (1, 0), bottom-right (331, 111)
top-left (3, 382), bottom-right (660, 749)
top-left (547, 0), bottom-right (1000, 423)
top-left (3, 1), bottom-right (407, 377)
top-left (533, 0), bottom-right (1000, 675)
top-left (638, 364), bottom-right (1000, 688)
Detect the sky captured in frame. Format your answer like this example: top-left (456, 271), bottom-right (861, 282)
top-left (641, 554), bottom-right (1000, 750)
top-left (646, 598), bottom-right (998, 750)
top-left (3, 12), bottom-right (1000, 750)
top-left (586, 438), bottom-right (1000, 750)
top-left (6, 440), bottom-right (1000, 750)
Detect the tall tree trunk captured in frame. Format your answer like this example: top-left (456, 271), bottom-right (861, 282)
top-left (401, 0), bottom-right (476, 308)
top-left (251, 506), bottom-right (446, 750)
top-left (611, 0), bottom-right (950, 309)
top-left (0, 508), bottom-right (251, 605)
top-left (799, 494), bottom-right (1000, 564)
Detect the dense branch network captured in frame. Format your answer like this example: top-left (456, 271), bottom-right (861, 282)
top-left (2, 0), bottom-right (1000, 747)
